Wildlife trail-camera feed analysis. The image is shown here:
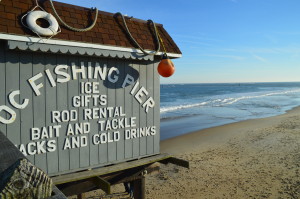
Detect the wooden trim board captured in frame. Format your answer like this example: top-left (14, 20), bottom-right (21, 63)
top-left (52, 153), bottom-right (172, 185)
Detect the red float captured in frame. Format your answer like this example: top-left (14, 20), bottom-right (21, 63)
top-left (157, 54), bottom-right (175, 77)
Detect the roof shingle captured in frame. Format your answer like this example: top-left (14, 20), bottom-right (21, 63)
top-left (0, 0), bottom-right (181, 55)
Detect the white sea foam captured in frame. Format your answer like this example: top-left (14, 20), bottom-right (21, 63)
top-left (160, 89), bottom-right (300, 113)
top-left (160, 101), bottom-right (209, 113)
top-left (221, 89), bottom-right (300, 105)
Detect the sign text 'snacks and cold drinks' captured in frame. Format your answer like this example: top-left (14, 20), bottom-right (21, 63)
top-left (0, 47), bottom-right (160, 176)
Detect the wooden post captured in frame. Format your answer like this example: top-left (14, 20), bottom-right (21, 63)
top-left (0, 132), bottom-right (53, 199)
top-left (77, 193), bottom-right (87, 199)
top-left (133, 176), bottom-right (146, 199)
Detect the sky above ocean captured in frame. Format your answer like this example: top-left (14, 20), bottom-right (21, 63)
top-left (57, 0), bottom-right (300, 84)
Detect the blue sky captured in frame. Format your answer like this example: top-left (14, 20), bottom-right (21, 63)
top-left (57, 0), bottom-right (300, 84)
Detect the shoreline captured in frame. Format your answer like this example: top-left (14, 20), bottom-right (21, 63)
top-left (161, 105), bottom-right (300, 154)
top-left (145, 105), bottom-right (300, 198)
top-left (160, 105), bottom-right (299, 140)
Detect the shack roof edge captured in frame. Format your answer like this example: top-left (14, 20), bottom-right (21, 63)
top-left (0, 33), bottom-right (181, 60)
top-left (0, 0), bottom-right (182, 56)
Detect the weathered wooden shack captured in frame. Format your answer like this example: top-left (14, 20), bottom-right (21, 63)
top-left (0, 0), bottom-right (182, 176)
top-left (0, 0), bottom-right (184, 197)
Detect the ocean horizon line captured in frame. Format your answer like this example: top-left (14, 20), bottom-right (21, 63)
top-left (161, 81), bottom-right (300, 85)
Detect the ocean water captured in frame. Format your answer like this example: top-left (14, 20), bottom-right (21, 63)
top-left (160, 82), bottom-right (300, 140)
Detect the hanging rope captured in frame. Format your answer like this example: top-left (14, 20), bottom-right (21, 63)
top-left (157, 30), bottom-right (169, 58)
top-left (115, 12), bottom-right (161, 56)
top-left (49, 0), bottom-right (98, 32)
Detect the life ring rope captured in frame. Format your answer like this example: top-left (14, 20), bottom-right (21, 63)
top-left (49, 0), bottom-right (98, 32)
top-left (115, 12), bottom-right (160, 56)
top-left (21, 0), bottom-right (168, 56)
top-left (114, 12), bottom-right (169, 57)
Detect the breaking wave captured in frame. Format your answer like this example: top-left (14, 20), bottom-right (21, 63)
top-left (160, 89), bottom-right (300, 114)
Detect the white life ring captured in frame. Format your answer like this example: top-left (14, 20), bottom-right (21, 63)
top-left (26, 11), bottom-right (59, 36)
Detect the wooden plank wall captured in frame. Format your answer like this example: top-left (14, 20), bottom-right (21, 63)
top-left (0, 41), bottom-right (6, 136)
top-left (0, 41), bottom-right (161, 176)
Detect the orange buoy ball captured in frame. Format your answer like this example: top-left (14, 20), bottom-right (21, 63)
top-left (157, 54), bottom-right (175, 77)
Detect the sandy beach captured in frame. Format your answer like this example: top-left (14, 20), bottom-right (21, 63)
top-left (146, 106), bottom-right (300, 199)
top-left (72, 106), bottom-right (300, 199)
